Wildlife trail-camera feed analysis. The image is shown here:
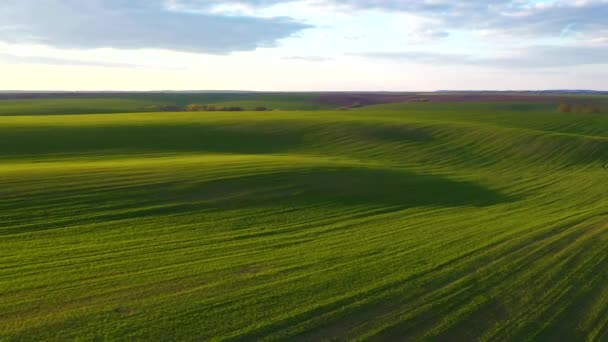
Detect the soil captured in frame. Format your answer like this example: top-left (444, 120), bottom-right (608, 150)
top-left (313, 92), bottom-right (595, 107)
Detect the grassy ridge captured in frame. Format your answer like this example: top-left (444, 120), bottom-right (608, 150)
top-left (1, 100), bottom-right (608, 340)
top-left (0, 93), bottom-right (330, 116)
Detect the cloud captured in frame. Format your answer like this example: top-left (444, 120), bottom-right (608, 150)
top-left (282, 56), bottom-right (333, 62)
top-left (350, 45), bottom-right (608, 68)
top-left (0, 53), bottom-right (137, 68)
top-left (350, 1), bottom-right (607, 41)
top-left (481, 1), bottom-right (608, 40)
top-left (2, 0), bottom-right (607, 71)
top-left (0, 53), bottom-right (187, 69)
top-left (207, 0), bottom-right (608, 42)
top-left (0, 0), bottom-right (311, 54)
top-left (406, 28), bottom-right (450, 43)
top-left (166, 0), bottom-right (285, 13)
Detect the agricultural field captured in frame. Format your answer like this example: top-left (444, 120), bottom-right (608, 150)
top-left (1, 93), bottom-right (608, 341)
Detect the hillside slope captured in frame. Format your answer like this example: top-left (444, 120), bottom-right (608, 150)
top-left (1, 102), bottom-right (608, 341)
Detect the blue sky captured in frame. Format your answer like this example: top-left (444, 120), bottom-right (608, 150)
top-left (1, 0), bottom-right (607, 90)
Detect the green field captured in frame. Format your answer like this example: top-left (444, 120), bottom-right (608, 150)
top-left (0, 93), bottom-right (330, 116)
top-left (2, 95), bottom-right (608, 340)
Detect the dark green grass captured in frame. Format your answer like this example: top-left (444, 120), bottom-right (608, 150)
top-left (0, 93), bottom-right (330, 115)
top-left (1, 99), bottom-right (608, 341)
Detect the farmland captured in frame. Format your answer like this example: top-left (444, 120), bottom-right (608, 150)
top-left (1, 93), bottom-right (608, 341)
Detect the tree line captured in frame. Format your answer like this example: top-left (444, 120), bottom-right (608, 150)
top-left (144, 104), bottom-right (270, 112)
top-left (558, 103), bottom-right (603, 114)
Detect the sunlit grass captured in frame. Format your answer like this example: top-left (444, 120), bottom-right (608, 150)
top-left (1, 100), bottom-right (608, 341)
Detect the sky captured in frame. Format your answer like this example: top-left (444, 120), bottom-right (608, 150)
top-left (1, 0), bottom-right (607, 91)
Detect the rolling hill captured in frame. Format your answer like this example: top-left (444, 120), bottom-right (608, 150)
top-left (1, 95), bottom-right (608, 340)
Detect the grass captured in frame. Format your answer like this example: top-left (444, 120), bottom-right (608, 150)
top-left (0, 93), bottom-right (330, 116)
top-left (1, 96), bottom-right (608, 341)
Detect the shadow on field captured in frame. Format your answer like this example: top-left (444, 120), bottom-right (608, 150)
top-left (2, 124), bottom-right (305, 156)
top-left (0, 167), bottom-right (516, 235)
top-left (315, 123), bottom-right (436, 146)
top-left (184, 167), bottom-right (514, 209)
top-left (2, 121), bottom-right (444, 158)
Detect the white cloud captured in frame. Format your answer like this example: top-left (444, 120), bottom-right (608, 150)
top-left (0, 0), bottom-right (311, 54)
top-left (0, 53), bottom-right (136, 68)
top-left (1, 0), bottom-right (607, 90)
top-left (282, 56), bottom-right (333, 62)
top-left (351, 44), bottom-right (608, 68)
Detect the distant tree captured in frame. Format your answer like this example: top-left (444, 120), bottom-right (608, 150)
top-left (558, 103), bottom-right (571, 113)
top-left (217, 106), bottom-right (243, 111)
top-left (254, 106), bottom-right (268, 111)
top-left (584, 105), bottom-right (602, 114)
top-left (186, 104), bottom-right (207, 111)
